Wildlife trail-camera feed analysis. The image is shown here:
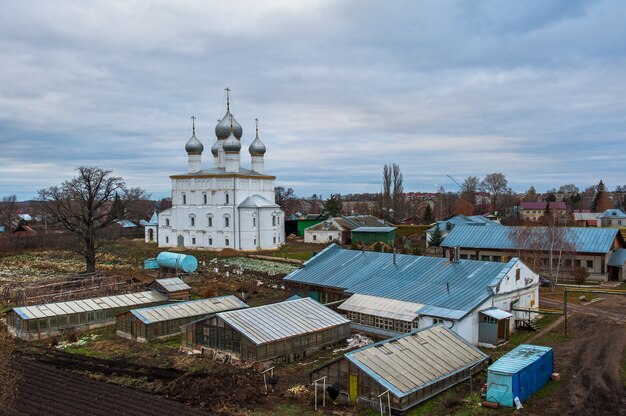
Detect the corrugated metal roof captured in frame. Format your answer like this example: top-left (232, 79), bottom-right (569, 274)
top-left (351, 226), bottom-right (397, 233)
top-left (608, 248), bottom-right (626, 267)
top-left (481, 307), bottom-right (513, 320)
top-left (488, 344), bottom-right (552, 375)
top-left (573, 212), bottom-right (599, 221)
top-left (428, 215), bottom-right (502, 233)
top-left (345, 325), bottom-right (488, 398)
top-left (441, 226), bottom-right (620, 254)
top-left (155, 277), bottom-right (191, 292)
top-left (131, 295), bottom-right (248, 324)
top-left (338, 294), bottom-right (422, 322)
top-left (284, 245), bottom-right (517, 320)
top-left (598, 209), bottom-right (626, 219)
top-left (217, 297), bottom-right (350, 345)
top-left (12, 291), bottom-right (167, 320)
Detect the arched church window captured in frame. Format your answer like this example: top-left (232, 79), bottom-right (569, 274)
top-left (225, 192), bottom-right (229, 204)
top-left (189, 215), bottom-right (196, 227)
top-left (207, 215), bottom-right (213, 227)
top-left (165, 219), bottom-right (170, 226)
top-left (252, 215), bottom-right (256, 227)
top-left (224, 216), bottom-right (230, 228)
top-left (182, 193), bottom-right (187, 205)
top-left (203, 193), bottom-right (207, 204)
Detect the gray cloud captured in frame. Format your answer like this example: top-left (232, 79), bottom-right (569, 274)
top-left (1, 0), bottom-right (625, 200)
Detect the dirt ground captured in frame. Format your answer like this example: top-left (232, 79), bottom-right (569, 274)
top-left (2, 242), bottom-right (626, 415)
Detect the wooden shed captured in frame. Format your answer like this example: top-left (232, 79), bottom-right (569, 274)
top-left (310, 325), bottom-right (489, 414)
top-left (116, 295), bottom-right (248, 342)
top-left (148, 277), bottom-right (192, 300)
top-left (181, 297), bottom-right (351, 363)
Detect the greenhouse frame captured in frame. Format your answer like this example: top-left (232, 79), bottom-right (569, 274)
top-left (6, 291), bottom-right (168, 341)
top-left (116, 295), bottom-right (248, 342)
top-left (181, 297), bottom-right (351, 363)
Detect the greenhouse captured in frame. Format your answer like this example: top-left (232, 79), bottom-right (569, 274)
top-left (116, 295), bottom-right (248, 342)
top-left (181, 297), bottom-right (351, 363)
top-left (311, 325), bottom-right (489, 413)
top-left (6, 291), bottom-right (168, 341)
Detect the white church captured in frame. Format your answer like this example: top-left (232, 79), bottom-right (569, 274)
top-left (147, 91), bottom-right (285, 250)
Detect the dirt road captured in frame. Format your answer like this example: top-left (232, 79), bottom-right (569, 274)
top-left (534, 294), bottom-right (626, 416)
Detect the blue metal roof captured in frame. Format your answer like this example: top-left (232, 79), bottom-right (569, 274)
top-left (598, 209), bottom-right (626, 219)
top-left (284, 244), bottom-right (518, 320)
top-left (488, 344), bottom-right (553, 375)
top-left (441, 226), bottom-right (621, 254)
top-left (608, 248), bottom-right (626, 267)
top-left (428, 215), bottom-right (501, 233)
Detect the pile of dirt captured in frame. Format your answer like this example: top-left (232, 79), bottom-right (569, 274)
top-left (217, 248), bottom-right (245, 258)
top-left (161, 366), bottom-right (267, 413)
top-left (286, 233), bottom-right (299, 240)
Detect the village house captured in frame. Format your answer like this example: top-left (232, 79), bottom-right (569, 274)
top-left (597, 209), bottom-right (626, 228)
top-left (440, 225), bottom-right (626, 282)
top-left (519, 201), bottom-right (567, 222)
top-left (283, 245), bottom-right (539, 347)
top-left (304, 215), bottom-right (391, 245)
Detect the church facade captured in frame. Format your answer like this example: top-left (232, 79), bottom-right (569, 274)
top-left (155, 93), bottom-right (284, 250)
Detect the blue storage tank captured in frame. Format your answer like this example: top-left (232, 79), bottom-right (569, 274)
top-left (143, 258), bottom-right (159, 270)
top-left (486, 344), bottom-right (553, 407)
top-left (156, 252), bottom-right (198, 273)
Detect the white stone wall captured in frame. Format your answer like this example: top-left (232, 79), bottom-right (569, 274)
top-left (304, 230), bottom-right (343, 244)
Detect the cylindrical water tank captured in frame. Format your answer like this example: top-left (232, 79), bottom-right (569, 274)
top-left (156, 252), bottom-right (198, 273)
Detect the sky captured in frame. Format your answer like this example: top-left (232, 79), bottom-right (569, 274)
top-left (1, 0), bottom-right (626, 201)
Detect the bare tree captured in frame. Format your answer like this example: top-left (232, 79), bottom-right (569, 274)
top-left (509, 220), bottom-right (577, 291)
top-left (381, 164), bottom-right (392, 219)
top-left (391, 163), bottom-right (405, 221)
top-left (480, 173), bottom-right (508, 214)
top-left (37, 166), bottom-right (145, 273)
top-left (461, 176), bottom-right (480, 205)
top-left (0, 195), bottom-right (18, 230)
top-left (274, 187), bottom-right (297, 214)
top-left (525, 186), bottom-right (538, 202)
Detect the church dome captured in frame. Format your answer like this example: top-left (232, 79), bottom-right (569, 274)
top-left (185, 133), bottom-right (204, 155)
top-left (223, 132), bottom-right (241, 152)
top-left (215, 112), bottom-right (243, 140)
top-left (249, 134), bottom-right (266, 156)
top-left (211, 141), bottom-right (219, 157)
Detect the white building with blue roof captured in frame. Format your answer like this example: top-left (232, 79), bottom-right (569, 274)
top-left (283, 244), bottom-right (540, 346)
top-left (155, 90), bottom-right (284, 251)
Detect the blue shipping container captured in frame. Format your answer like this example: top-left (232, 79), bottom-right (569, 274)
top-left (486, 344), bottom-right (553, 407)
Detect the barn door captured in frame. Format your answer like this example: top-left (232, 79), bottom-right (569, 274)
top-left (349, 374), bottom-right (358, 403)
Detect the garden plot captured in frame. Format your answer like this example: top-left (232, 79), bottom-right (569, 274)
top-left (218, 257), bottom-right (299, 275)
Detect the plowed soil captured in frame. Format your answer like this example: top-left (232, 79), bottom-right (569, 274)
top-left (4, 357), bottom-right (210, 416)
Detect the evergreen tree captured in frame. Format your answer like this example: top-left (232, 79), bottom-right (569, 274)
top-left (592, 180), bottom-right (612, 212)
top-left (429, 224), bottom-right (444, 247)
top-left (423, 204), bottom-right (434, 224)
top-left (323, 194), bottom-right (343, 217)
top-left (110, 192), bottom-right (125, 220)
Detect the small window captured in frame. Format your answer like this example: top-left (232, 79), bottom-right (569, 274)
top-left (192, 237), bottom-right (196, 245)
top-left (225, 238), bottom-right (229, 246)
top-left (208, 216), bottom-right (213, 227)
top-left (272, 216), bottom-right (276, 226)
top-left (224, 217), bottom-right (230, 227)
top-left (273, 236), bottom-right (276, 244)
top-left (165, 219), bottom-right (170, 226)
top-left (481, 255), bottom-right (490, 262)
top-left (586, 260), bottom-right (593, 269)
top-left (313, 235), bottom-right (317, 241)
top-left (225, 193), bottom-right (229, 204)
top-left (182, 194), bottom-right (186, 205)
top-left (492, 256), bottom-right (501, 262)
top-left (203, 194), bottom-right (207, 204)
top-left (459, 254), bottom-right (468, 260)
top-left (165, 236), bottom-right (169, 243)
top-left (516, 269), bottom-right (521, 281)
top-left (209, 238), bottom-right (213, 245)
top-left (190, 216), bottom-right (195, 227)
top-left (433, 318), bottom-right (444, 325)
top-left (328, 235), bottom-right (332, 241)
top-left (254, 238), bottom-right (257, 245)
top-left (253, 216), bottom-right (256, 227)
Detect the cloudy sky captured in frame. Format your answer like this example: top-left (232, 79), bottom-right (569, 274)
top-left (2, 0), bottom-right (626, 200)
